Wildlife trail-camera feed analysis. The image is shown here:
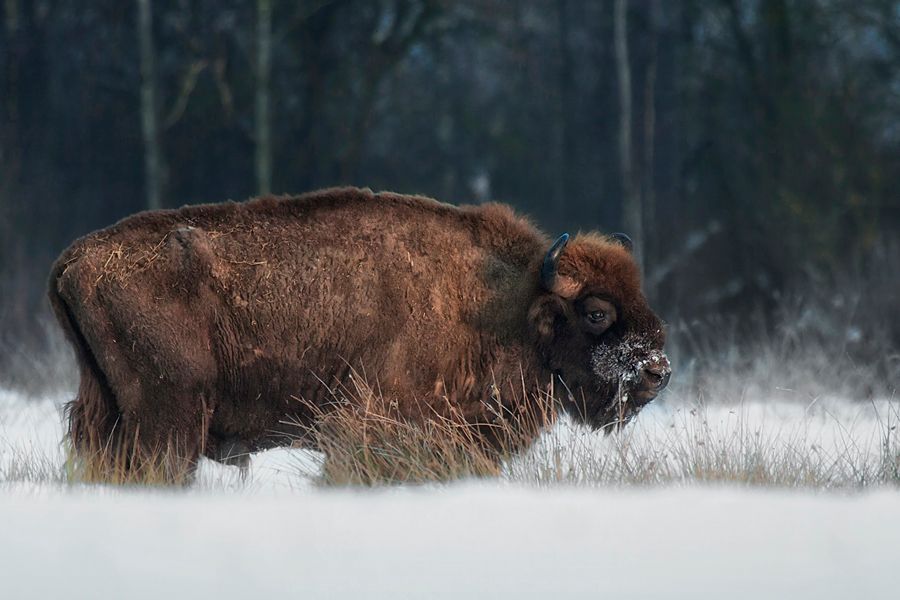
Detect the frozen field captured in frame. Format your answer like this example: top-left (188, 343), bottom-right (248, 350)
top-left (1, 388), bottom-right (898, 599)
top-left (3, 484), bottom-right (899, 599)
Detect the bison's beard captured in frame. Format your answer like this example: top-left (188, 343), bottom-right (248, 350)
top-left (564, 333), bottom-right (667, 431)
top-left (559, 376), bottom-right (651, 432)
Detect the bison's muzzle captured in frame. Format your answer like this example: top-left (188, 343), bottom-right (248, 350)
top-left (631, 352), bottom-right (671, 402)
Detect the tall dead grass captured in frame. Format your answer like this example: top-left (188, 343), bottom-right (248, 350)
top-left (286, 367), bottom-right (558, 486)
top-left (2, 393), bottom-right (897, 491)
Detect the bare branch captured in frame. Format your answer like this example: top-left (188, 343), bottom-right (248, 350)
top-left (163, 59), bottom-right (208, 130)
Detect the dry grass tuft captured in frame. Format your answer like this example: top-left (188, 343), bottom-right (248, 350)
top-left (306, 407), bottom-right (505, 485)
top-left (287, 368), bottom-right (558, 486)
top-left (65, 440), bottom-right (199, 487)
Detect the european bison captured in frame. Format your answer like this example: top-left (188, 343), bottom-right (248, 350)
top-left (49, 187), bottom-right (669, 477)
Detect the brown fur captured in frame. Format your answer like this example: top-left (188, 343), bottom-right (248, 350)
top-left (48, 187), bottom-right (667, 477)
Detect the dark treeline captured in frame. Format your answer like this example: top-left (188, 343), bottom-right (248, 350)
top-left (1, 1), bottom-right (898, 355)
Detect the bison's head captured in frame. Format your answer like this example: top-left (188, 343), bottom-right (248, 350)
top-left (528, 233), bottom-right (670, 430)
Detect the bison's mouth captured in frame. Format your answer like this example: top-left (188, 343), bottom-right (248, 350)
top-left (557, 370), bottom-right (665, 432)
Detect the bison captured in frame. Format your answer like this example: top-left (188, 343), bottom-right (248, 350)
top-left (49, 187), bottom-right (670, 478)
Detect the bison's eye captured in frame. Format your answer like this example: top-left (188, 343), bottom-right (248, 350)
top-left (588, 310), bottom-right (607, 324)
top-left (581, 297), bottom-right (617, 335)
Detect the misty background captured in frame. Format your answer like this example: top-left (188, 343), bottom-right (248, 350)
top-left (1, 0), bottom-right (898, 396)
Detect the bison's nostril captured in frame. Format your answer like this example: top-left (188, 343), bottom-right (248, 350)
top-left (641, 365), bottom-right (671, 391)
top-left (659, 371), bottom-right (671, 389)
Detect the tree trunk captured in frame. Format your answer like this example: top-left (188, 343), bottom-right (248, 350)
top-left (614, 0), bottom-right (642, 273)
top-left (642, 0), bottom-right (660, 299)
top-left (1, 0), bottom-right (17, 186)
top-left (554, 0), bottom-right (572, 215)
top-left (255, 0), bottom-right (273, 195)
top-left (138, 0), bottom-right (163, 210)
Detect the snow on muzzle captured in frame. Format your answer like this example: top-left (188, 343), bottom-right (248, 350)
top-left (591, 335), bottom-right (671, 404)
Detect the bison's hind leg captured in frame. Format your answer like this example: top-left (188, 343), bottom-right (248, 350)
top-left (55, 226), bottom-right (218, 485)
top-left (65, 361), bottom-right (205, 485)
top-left (107, 395), bottom-right (212, 486)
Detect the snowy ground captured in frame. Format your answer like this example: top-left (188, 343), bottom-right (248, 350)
top-left (3, 485), bottom-right (899, 599)
top-left (1, 388), bottom-right (898, 599)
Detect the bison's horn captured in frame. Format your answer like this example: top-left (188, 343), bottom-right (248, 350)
top-left (610, 232), bottom-right (633, 252)
top-left (541, 233), bottom-right (569, 290)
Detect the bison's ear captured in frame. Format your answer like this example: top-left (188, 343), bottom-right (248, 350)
top-left (609, 232), bottom-right (633, 252)
top-left (541, 233), bottom-right (569, 291)
top-left (528, 294), bottom-right (568, 344)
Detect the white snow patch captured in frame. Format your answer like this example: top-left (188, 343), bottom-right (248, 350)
top-left (1, 485), bottom-right (899, 599)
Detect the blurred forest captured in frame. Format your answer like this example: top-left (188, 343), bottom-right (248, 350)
top-left (1, 0), bottom-right (898, 384)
